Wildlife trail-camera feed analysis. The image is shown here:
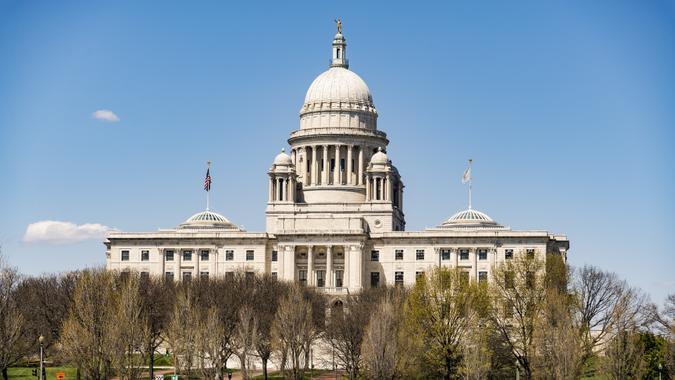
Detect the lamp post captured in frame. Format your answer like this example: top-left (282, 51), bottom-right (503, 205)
top-left (38, 335), bottom-right (44, 380)
top-left (659, 363), bottom-right (662, 380)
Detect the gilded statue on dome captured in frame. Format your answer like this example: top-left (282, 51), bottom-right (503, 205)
top-left (335, 18), bottom-right (342, 34)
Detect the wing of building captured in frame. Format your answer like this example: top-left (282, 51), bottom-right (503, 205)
top-left (105, 29), bottom-right (569, 293)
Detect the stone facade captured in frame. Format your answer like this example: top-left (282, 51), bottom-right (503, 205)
top-left (105, 30), bottom-right (569, 293)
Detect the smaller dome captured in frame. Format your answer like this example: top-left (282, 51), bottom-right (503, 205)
top-left (436, 208), bottom-right (505, 230)
top-left (273, 149), bottom-right (293, 166)
top-left (370, 147), bottom-right (388, 165)
top-left (178, 210), bottom-right (242, 231)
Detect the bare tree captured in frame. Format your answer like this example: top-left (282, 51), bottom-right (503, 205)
top-left (59, 269), bottom-right (116, 380)
top-left (361, 293), bottom-right (406, 380)
top-left (570, 265), bottom-right (629, 374)
top-left (602, 329), bottom-right (645, 379)
top-left (196, 306), bottom-right (226, 379)
top-left (166, 285), bottom-right (200, 378)
top-left (532, 289), bottom-right (582, 380)
top-left (139, 275), bottom-right (174, 379)
top-left (232, 305), bottom-right (258, 380)
top-left (272, 284), bottom-right (315, 380)
top-left (110, 273), bottom-right (150, 380)
top-left (487, 252), bottom-right (546, 380)
top-left (324, 292), bottom-right (374, 379)
top-left (252, 274), bottom-right (287, 380)
top-left (0, 253), bottom-right (28, 380)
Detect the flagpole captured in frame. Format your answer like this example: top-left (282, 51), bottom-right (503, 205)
top-left (206, 161), bottom-right (211, 211)
top-left (468, 159), bottom-right (473, 210)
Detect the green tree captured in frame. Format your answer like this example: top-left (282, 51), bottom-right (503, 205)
top-left (405, 267), bottom-right (481, 379)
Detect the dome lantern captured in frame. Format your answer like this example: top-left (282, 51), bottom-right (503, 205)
top-left (331, 19), bottom-right (348, 68)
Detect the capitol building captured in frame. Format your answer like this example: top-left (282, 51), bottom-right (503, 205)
top-left (105, 28), bottom-right (569, 293)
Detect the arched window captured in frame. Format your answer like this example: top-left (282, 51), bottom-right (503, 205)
top-left (336, 48), bottom-right (341, 59)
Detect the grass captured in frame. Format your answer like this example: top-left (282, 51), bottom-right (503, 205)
top-left (8, 367), bottom-right (77, 380)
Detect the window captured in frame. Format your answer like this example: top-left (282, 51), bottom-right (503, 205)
top-left (395, 249), bottom-right (404, 260)
top-left (526, 271), bottom-right (535, 288)
top-left (182, 272), bottom-right (192, 282)
top-left (165, 272), bottom-right (174, 282)
top-left (141, 250), bottom-right (149, 261)
top-left (140, 271), bottom-right (149, 280)
top-left (460, 271), bottom-right (470, 286)
top-left (121, 250), bottom-right (129, 261)
top-left (340, 158), bottom-right (345, 171)
top-left (505, 249), bottom-right (514, 260)
top-left (120, 271), bottom-right (130, 280)
top-left (299, 270), bottom-right (307, 286)
top-left (370, 272), bottom-right (380, 288)
top-left (416, 249), bottom-right (425, 261)
top-left (478, 249), bottom-right (488, 261)
top-left (246, 250), bottom-right (254, 261)
top-left (505, 271), bottom-right (515, 289)
top-left (371, 250), bottom-right (379, 262)
top-left (271, 250), bottom-right (278, 262)
top-left (395, 271), bottom-right (404, 286)
top-left (182, 250), bottom-right (192, 261)
top-left (478, 271), bottom-right (488, 283)
top-left (200, 250), bottom-right (209, 261)
top-left (416, 271), bottom-right (425, 282)
top-left (225, 271), bottom-right (234, 280)
top-left (226, 250), bottom-right (234, 261)
top-left (336, 251), bottom-right (343, 258)
top-left (441, 249), bottom-right (451, 261)
top-left (245, 272), bottom-right (255, 281)
top-left (460, 249), bottom-right (469, 260)
top-left (335, 270), bottom-right (343, 288)
top-left (526, 249), bottom-right (535, 259)
top-left (330, 158), bottom-right (335, 172)
top-left (271, 272), bottom-right (277, 280)
top-left (165, 250), bottom-right (174, 261)
top-left (317, 270), bottom-right (325, 288)
top-left (200, 271), bottom-right (209, 280)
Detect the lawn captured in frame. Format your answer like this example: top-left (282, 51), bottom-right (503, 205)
top-left (8, 367), bottom-right (77, 380)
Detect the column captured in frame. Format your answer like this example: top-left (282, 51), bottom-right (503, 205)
top-left (344, 245), bottom-right (350, 289)
top-left (277, 245), bottom-right (284, 279)
top-left (285, 245), bottom-right (295, 282)
top-left (358, 146), bottom-right (364, 185)
top-left (365, 176), bottom-right (370, 201)
top-left (347, 145), bottom-right (353, 185)
top-left (281, 178), bottom-right (287, 201)
top-left (268, 177), bottom-right (274, 202)
top-left (399, 185), bottom-right (404, 210)
top-left (311, 145), bottom-right (318, 186)
top-left (387, 175), bottom-right (394, 202)
top-left (327, 245), bottom-right (333, 288)
top-left (307, 245), bottom-right (314, 286)
top-left (322, 145), bottom-right (329, 185)
top-left (334, 145), bottom-right (341, 185)
top-left (350, 244), bottom-right (363, 290)
top-left (290, 177), bottom-right (295, 203)
top-left (291, 149), bottom-right (296, 167)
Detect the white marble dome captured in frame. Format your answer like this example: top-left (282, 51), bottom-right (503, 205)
top-left (370, 148), bottom-right (389, 165)
top-left (273, 149), bottom-right (292, 166)
top-left (303, 67), bottom-right (373, 106)
top-left (178, 210), bottom-right (242, 231)
top-left (437, 209), bottom-right (505, 229)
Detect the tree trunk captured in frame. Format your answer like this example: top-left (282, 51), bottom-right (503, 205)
top-left (149, 349), bottom-right (155, 380)
top-left (76, 367), bottom-right (81, 380)
top-left (262, 357), bottom-right (268, 380)
top-left (2, 367), bottom-right (8, 380)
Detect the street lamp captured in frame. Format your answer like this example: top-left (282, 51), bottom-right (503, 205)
top-left (38, 335), bottom-right (44, 380)
top-left (658, 363), bottom-right (662, 380)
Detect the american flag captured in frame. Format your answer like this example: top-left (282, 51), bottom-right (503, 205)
top-left (204, 168), bottom-right (212, 191)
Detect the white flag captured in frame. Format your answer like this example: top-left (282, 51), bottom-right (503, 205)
top-left (462, 163), bottom-right (472, 184)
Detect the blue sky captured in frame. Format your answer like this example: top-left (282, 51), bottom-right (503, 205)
top-left (1, 1), bottom-right (673, 304)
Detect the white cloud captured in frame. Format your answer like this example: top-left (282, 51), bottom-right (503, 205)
top-left (23, 220), bottom-right (116, 244)
top-left (92, 109), bottom-right (120, 122)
